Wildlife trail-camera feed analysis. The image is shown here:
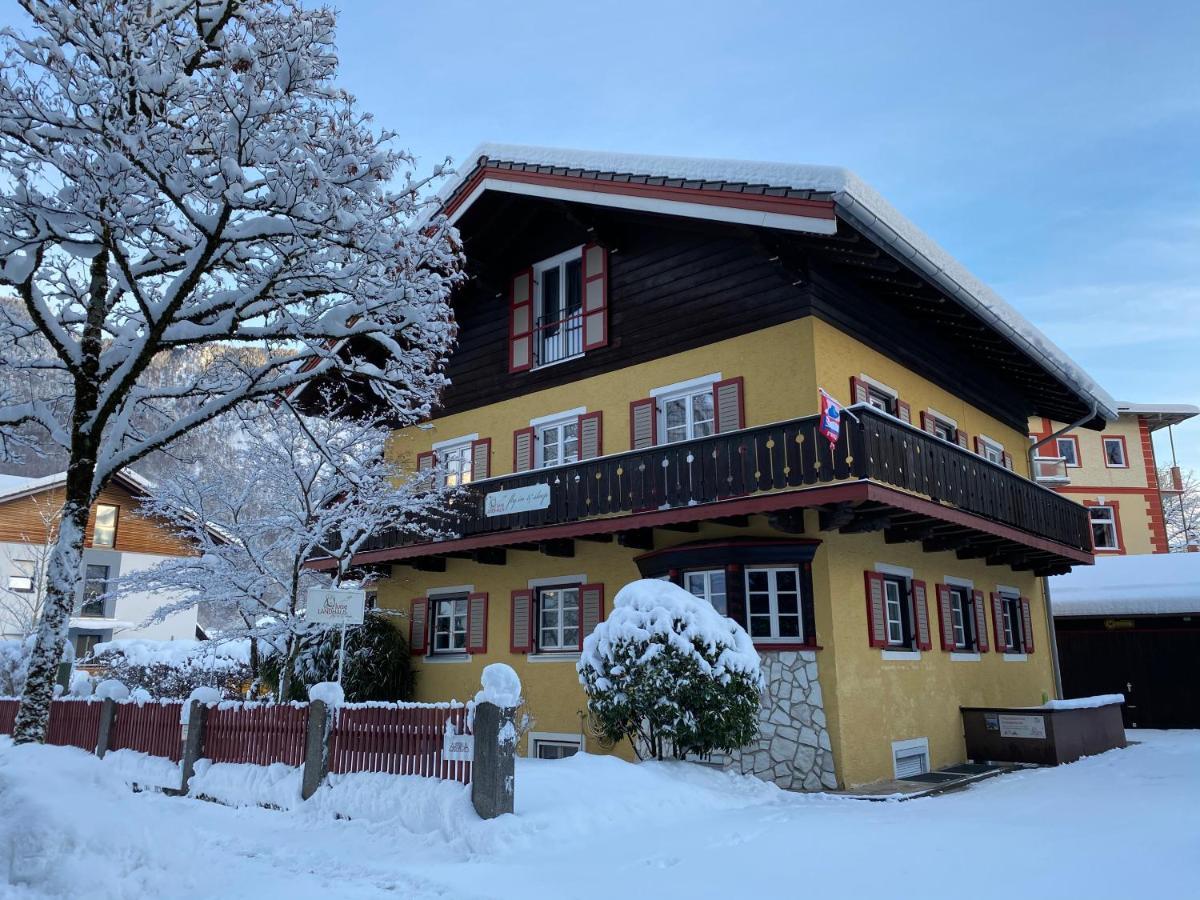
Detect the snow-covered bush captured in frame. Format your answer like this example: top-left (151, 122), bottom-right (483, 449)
top-left (0, 637), bottom-right (73, 697)
top-left (577, 580), bottom-right (764, 761)
top-left (88, 640), bottom-right (252, 700)
top-left (261, 612), bottom-right (414, 703)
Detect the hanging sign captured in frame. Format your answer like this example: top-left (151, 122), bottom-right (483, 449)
top-left (306, 588), bottom-right (367, 626)
top-left (484, 483), bottom-right (551, 517)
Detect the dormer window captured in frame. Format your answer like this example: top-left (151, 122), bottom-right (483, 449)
top-left (533, 247), bottom-right (584, 368)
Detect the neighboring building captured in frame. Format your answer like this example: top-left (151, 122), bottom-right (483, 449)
top-left (1051, 554), bottom-right (1200, 729)
top-left (309, 146), bottom-right (1114, 790)
top-left (1029, 403), bottom-right (1198, 555)
top-left (0, 470), bottom-right (200, 655)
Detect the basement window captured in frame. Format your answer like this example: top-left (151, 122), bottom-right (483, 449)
top-left (893, 738), bottom-right (930, 780)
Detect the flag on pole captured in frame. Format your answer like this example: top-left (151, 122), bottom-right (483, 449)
top-left (819, 389), bottom-right (843, 447)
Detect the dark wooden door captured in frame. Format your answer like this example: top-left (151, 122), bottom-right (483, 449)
top-left (1057, 621), bottom-right (1200, 729)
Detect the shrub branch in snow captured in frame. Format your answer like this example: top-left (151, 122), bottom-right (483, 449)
top-left (577, 580), bottom-right (763, 761)
top-left (0, 0), bottom-right (460, 741)
top-left (114, 402), bottom-right (446, 700)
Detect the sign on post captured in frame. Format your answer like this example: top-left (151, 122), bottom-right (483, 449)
top-left (443, 729), bottom-right (475, 762)
top-left (484, 483), bottom-right (551, 517)
top-left (306, 588), bottom-right (367, 626)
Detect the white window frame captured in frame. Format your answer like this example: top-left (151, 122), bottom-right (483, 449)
top-left (536, 584), bottom-right (581, 653)
top-left (924, 408), bottom-right (958, 443)
top-left (683, 569), bottom-right (728, 616)
top-left (743, 566), bottom-right (804, 644)
top-left (945, 576), bottom-right (978, 658)
top-left (432, 433), bottom-right (478, 488)
top-left (1055, 436), bottom-right (1080, 468)
top-left (1089, 504), bottom-right (1120, 551)
top-left (525, 574), bottom-right (586, 661)
top-left (977, 434), bottom-right (1005, 465)
top-left (1102, 437), bottom-right (1128, 469)
top-left (996, 584), bottom-right (1023, 654)
top-left (876, 563), bottom-right (918, 659)
top-left (532, 246), bottom-right (585, 369)
top-left (528, 731), bottom-right (584, 759)
top-left (93, 504), bottom-right (118, 548)
top-left (8, 559), bottom-right (35, 594)
top-left (857, 374), bottom-right (899, 416)
top-left (428, 590), bottom-right (468, 656)
top-left (892, 737), bottom-right (930, 779)
top-left (657, 382), bottom-right (717, 445)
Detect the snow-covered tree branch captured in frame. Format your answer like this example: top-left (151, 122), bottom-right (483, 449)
top-left (0, 493), bottom-right (59, 639)
top-left (0, 0), bottom-right (460, 741)
top-left (113, 402), bottom-right (452, 700)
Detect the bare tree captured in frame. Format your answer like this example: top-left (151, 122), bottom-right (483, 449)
top-left (1159, 466), bottom-right (1200, 551)
top-left (0, 1), bottom-right (459, 742)
top-left (0, 494), bottom-right (60, 638)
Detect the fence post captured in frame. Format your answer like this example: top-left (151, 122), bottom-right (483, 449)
top-left (301, 700), bottom-right (329, 801)
top-left (174, 699), bottom-right (208, 796)
top-left (95, 698), bottom-right (117, 758)
top-left (471, 702), bottom-right (517, 820)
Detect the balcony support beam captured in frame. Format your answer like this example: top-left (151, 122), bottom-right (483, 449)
top-left (884, 523), bottom-right (938, 544)
top-left (840, 511), bottom-right (894, 535)
top-left (538, 539), bottom-right (575, 558)
top-left (472, 548), bottom-right (508, 566)
top-left (617, 529), bottom-right (655, 551)
top-left (713, 515), bottom-right (750, 528)
top-left (412, 557), bottom-right (447, 573)
top-left (817, 503), bottom-right (856, 532)
top-left (769, 509), bottom-right (808, 534)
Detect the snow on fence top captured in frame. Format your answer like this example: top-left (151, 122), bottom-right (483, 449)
top-left (436, 143), bottom-right (1117, 422)
top-left (1050, 553), bottom-right (1200, 617)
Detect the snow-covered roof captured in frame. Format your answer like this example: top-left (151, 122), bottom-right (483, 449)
top-left (1115, 402), bottom-right (1199, 431)
top-left (0, 469), bottom-right (155, 505)
top-left (1050, 553), bottom-right (1200, 617)
top-left (438, 143), bottom-right (1118, 424)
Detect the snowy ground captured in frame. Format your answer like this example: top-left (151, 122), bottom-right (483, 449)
top-left (1, 732), bottom-right (1197, 900)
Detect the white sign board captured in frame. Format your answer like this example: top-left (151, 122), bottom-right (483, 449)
top-left (998, 714), bottom-right (1047, 740)
top-left (484, 483), bottom-right (551, 517)
top-left (306, 588), bottom-right (367, 626)
top-left (443, 730), bottom-right (475, 762)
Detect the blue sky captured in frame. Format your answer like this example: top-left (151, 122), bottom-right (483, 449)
top-left (327, 0), bottom-right (1200, 461)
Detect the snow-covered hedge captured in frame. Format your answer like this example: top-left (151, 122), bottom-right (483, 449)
top-left (577, 580), bottom-right (763, 761)
top-left (87, 639), bottom-right (252, 700)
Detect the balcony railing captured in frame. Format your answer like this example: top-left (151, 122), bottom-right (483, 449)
top-left (363, 408), bottom-right (1092, 557)
top-left (1032, 455), bottom-right (1070, 485)
top-left (533, 311), bottom-right (583, 367)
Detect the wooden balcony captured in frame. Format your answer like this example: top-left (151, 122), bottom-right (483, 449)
top-left (344, 407), bottom-right (1093, 575)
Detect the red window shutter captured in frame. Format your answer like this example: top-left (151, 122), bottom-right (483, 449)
top-left (510, 589), bottom-right (533, 653)
top-left (920, 410), bottom-right (938, 435)
top-left (578, 583), bottom-right (605, 650)
top-left (911, 579), bottom-right (932, 651)
top-left (579, 411), bottom-right (603, 460)
top-left (849, 376), bottom-right (870, 405)
top-left (972, 590), bottom-right (989, 652)
top-left (629, 398), bottom-right (657, 449)
top-left (974, 435), bottom-right (983, 455)
top-left (513, 426), bottom-right (535, 473)
top-left (466, 592), bottom-right (488, 654)
top-left (991, 592), bottom-right (1006, 651)
top-left (713, 376), bottom-right (745, 433)
top-left (896, 400), bottom-right (912, 424)
top-left (509, 268), bottom-right (535, 373)
top-left (957, 430), bottom-right (970, 450)
top-left (581, 243), bottom-right (609, 351)
top-left (1020, 596), bottom-right (1035, 653)
top-left (470, 438), bottom-right (491, 480)
top-left (864, 571), bottom-right (887, 648)
top-left (417, 451), bottom-right (434, 474)
top-left (1002, 451), bottom-right (1014, 471)
top-left (936, 584), bottom-right (955, 651)
top-left (409, 597), bottom-right (427, 655)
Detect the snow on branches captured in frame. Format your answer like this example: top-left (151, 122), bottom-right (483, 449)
top-left (0, 0), bottom-right (461, 741)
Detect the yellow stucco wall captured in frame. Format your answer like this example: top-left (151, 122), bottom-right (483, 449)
top-left (1031, 414), bottom-right (1153, 490)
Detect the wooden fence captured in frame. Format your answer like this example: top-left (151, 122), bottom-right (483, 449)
top-left (0, 698), bottom-right (17, 735)
top-left (46, 699), bottom-right (103, 752)
top-left (328, 704), bottom-right (471, 783)
top-left (109, 701), bottom-right (184, 762)
top-left (203, 702), bottom-right (309, 768)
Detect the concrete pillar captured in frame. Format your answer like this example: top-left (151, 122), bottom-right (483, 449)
top-left (301, 700), bottom-right (329, 801)
top-left (174, 699), bottom-right (207, 796)
top-left (471, 702), bottom-right (517, 820)
top-left (94, 698), bottom-right (117, 758)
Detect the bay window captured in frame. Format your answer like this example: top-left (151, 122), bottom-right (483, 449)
top-left (745, 567), bottom-right (803, 643)
top-left (683, 569), bottom-right (727, 616)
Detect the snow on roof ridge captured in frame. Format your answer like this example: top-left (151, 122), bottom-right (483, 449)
top-left (1116, 401), bottom-right (1200, 415)
top-left (1051, 553), bottom-right (1200, 617)
top-left (443, 142), bottom-right (1117, 422)
top-left (0, 468), bottom-right (157, 504)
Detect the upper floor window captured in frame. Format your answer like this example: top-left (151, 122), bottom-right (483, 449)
top-left (438, 441), bottom-right (473, 487)
top-left (683, 569), bottom-right (727, 616)
top-left (1089, 505), bottom-right (1120, 551)
top-left (866, 387), bottom-right (897, 416)
top-left (536, 585), bottom-right (580, 652)
top-left (999, 591), bottom-right (1024, 652)
top-left (882, 574), bottom-right (912, 648)
top-left (1056, 436), bottom-right (1080, 468)
top-left (534, 247), bottom-right (584, 368)
top-left (93, 504), bottom-right (118, 547)
top-left (662, 386), bottom-right (715, 444)
top-left (538, 417), bottom-right (579, 468)
top-left (977, 436), bottom-right (1004, 465)
top-left (1103, 437), bottom-right (1128, 468)
top-left (948, 585), bottom-right (975, 650)
top-left (80, 564), bottom-right (109, 617)
top-left (745, 567), bottom-right (803, 643)
top-left (73, 633), bottom-right (101, 659)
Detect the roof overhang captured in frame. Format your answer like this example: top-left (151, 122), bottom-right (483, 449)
top-left (1117, 402), bottom-right (1200, 432)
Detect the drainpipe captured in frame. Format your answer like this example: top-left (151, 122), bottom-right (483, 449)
top-left (1029, 400), bottom-right (1098, 702)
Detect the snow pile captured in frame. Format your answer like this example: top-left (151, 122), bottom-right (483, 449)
top-left (188, 760), bottom-right (303, 810)
top-left (181, 686), bottom-right (223, 724)
top-left (94, 679), bottom-right (130, 701)
top-left (1051, 553), bottom-right (1200, 616)
top-left (101, 748), bottom-right (183, 792)
top-left (69, 671), bottom-right (95, 697)
top-left (91, 638), bottom-right (252, 668)
top-left (580, 579), bottom-right (762, 688)
top-left (1041, 694), bottom-right (1125, 710)
top-left (473, 664), bottom-right (522, 709)
top-left (308, 681), bottom-right (344, 708)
